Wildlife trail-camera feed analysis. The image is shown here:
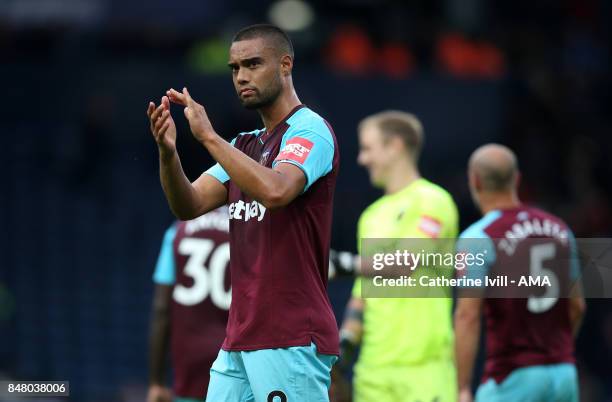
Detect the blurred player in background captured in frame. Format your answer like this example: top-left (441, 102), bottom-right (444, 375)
top-left (147, 24), bottom-right (340, 401)
top-left (335, 111), bottom-right (459, 402)
top-left (454, 144), bottom-right (586, 402)
top-left (148, 208), bottom-right (230, 402)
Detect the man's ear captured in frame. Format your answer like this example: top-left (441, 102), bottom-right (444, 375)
top-left (391, 135), bottom-right (409, 155)
top-left (470, 170), bottom-right (482, 192)
top-left (514, 171), bottom-right (521, 189)
top-left (383, 135), bottom-right (405, 161)
top-left (280, 54), bottom-right (293, 76)
top-left (474, 174), bottom-right (483, 191)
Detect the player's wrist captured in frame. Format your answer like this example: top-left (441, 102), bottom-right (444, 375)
top-left (197, 129), bottom-right (220, 147)
top-left (158, 146), bottom-right (177, 163)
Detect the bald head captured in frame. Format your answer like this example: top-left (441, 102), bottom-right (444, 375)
top-left (469, 144), bottom-right (519, 192)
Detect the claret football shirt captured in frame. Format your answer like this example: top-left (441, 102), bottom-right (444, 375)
top-left (457, 206), bottom-right (579, 383)
top-left (205, 105), bottom-right (340, 355)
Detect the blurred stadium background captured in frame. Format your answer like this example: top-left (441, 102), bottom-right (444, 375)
top-left (1, 0), bottom-right (611, 400)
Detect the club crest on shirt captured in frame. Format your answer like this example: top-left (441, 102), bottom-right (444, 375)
top-left (275, 137), bottom-right (314, 164)
top-left (259, 150), bottom-right (271, 165)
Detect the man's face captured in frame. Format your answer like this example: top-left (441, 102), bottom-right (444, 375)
top-left (228, 37), bottom-right (284, 110)
top-left (357, 124), bottom-right (396, 188)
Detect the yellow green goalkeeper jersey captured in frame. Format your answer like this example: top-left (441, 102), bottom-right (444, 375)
top-left (352, 178), bottom-right (459, 370)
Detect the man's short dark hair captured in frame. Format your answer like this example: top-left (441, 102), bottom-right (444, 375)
top-left (232, 24), bottom-right (295, 59)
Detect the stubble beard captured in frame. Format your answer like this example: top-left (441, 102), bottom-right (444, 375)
top-left (240, 74), bottom-right (283, 110)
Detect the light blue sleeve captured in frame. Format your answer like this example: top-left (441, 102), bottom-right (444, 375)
top-left (204, 163), bottom-right (229, 184)
top-left (203, 137), bottom-right (237, 184)
top-left (568, 230), bottom-right (581, 281)
top-left (273, 129), bottom-right (334, 192)
top-left (152, 225), bottom-right (177, 285)
top-left (455, 226), bottom-right (496, 285)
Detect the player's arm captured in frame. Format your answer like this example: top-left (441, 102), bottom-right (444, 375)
top-left (147, 97), bottom-right (228, 220)
top-left (454, 297), bottom-right (483, 401)
top-left (331, 296), bottom-right (363, 402)
top-left (569, 281), bottom-right (586, 338)
top-left (569, 294), bottom-right (586, 338)
top-left (167, 87), bottom-right (309, 209)
top-left (147, 225), bottom-right (177, 402)
top-left (200, 135), bottom-right (304, 209)
top-left (163, 158), bottom-right (228, 220)
top-left (149, 284), bottom-right (173, 401)
top-left (338, 218), bottom-right (367, 360)
top-left (568, 233), bottom-right (586, 338)
top-left (454, 233), bottom-right (492, 401)
top-left (334, 296), bottom-right (364, 375)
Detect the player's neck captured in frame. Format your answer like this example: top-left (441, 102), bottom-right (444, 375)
top-left (479, 192), bottom-right (521, 215)
top-left (258, 90), bottom-right (301, 132)
top-left (384, 164), bottom-right (420, 195)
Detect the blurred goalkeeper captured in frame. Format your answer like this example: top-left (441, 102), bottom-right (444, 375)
top-left (335, 111), bottom-right (459, 402)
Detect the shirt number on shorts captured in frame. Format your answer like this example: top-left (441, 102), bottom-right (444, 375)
top-left (173, 238), bottom-right (231, 310)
